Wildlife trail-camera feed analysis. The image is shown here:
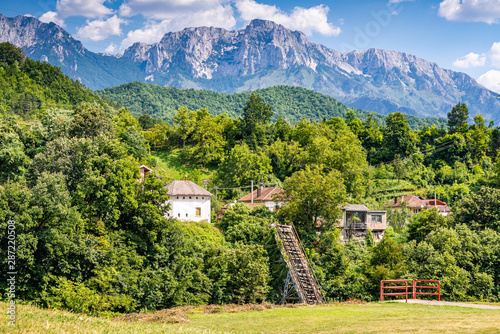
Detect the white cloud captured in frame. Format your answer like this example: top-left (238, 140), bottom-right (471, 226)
top-left (76, 15), bottom-right (127, 41)
top-left (105, 42), bottom-right (117, 53)
top-left (235, 0), bottom-right (341, 36)
top-left (453, 52), bottom-right (486, 68)
top-left (119, 5), bottom-right (236, 51)
top-left (489, 42), bottom-right (500, 67)
top-left (438, 0), bottom-right (500, 24)
top-left (477, 70), bottom-right (500, 93)
top-left (57, 0), bottom-right (113, 19)
top-left (119, 0), bottom-right (223, 20)
top-left (39, 11), bottom-right (65, 27)
top-left (120, 20), bottom-right (172, 51)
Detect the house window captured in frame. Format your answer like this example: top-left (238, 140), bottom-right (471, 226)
top-left (189, 196), bottom-right (192, 199)
top-left (176, 196), bottom-right (179, 199)
top-left (371, 215), bottom-right (382, 223)
top-left (413, 209), bottom-right (421, 214)
top-left (183, 197), bottom-right (185, 199)
top-left (195, 207), bottom-right (201, 216)
top-left (196, 197), bottom-right (198, 199)
top-left (178, 213), bottom-right (180, 218)
top-left (186, 213), bottom-right (188, 217)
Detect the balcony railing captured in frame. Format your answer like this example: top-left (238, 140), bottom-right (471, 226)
top-left (345, 222), bottom-right (367, 229)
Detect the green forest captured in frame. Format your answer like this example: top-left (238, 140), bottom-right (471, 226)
top-left (98, 81), bottom-right (448, 129)
top-left (1, 43), bottom-right (500, 317)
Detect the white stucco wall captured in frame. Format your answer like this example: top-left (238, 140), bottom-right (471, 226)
top-left (165, 195), bottom-right (211, 223)
top-left (264, 201), bottom-right (282, 212)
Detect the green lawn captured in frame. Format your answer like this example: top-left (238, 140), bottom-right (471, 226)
top-left (151, 149), bottom-right (215, 185)
top-left (1, 302), bottom-right (499, 334)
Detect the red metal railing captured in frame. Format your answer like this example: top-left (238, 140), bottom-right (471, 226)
top-left (413, 279), bottom-right (441, 301)
top-left (380, 279), bottom-right (440, 302)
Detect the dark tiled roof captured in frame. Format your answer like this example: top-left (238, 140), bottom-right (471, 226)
top-left (164, 180), bottom-right (213, 197)
top-left (238, 187), bottom-right (283, 202)
top-left (343, 204), bottom-right (371, 212)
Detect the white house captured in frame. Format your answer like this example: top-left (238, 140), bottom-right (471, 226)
top-left (164, 178), bottom-right (213, 223)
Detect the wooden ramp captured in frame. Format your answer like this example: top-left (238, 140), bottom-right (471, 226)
top-left (274, 224), bottom-right (323, 304)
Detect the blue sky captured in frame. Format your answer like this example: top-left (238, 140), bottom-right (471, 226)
top-left (1, 0), bottom-right (500, 92)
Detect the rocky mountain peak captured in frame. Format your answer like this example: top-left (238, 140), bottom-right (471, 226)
top-left (245, 19), bottom-right (286, 33)
top-left (0, 14), bottom-right (84, 59)
top-left (0, 14), bottom-right (498, 120)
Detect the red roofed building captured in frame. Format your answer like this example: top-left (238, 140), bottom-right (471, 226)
top-left (237, 186), bottom-right (283, 212)
top-left (386, 195), bottom-right (451, 216)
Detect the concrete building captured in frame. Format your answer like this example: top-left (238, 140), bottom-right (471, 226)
top-left (164, 178), bottom-right (213, 223)
top-left (338, 204), bottom-right (387, 241)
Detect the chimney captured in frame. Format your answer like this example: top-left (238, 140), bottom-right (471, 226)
top-left (184, 174), bottom-right (188, 182)
top-left (257, 183), bottom-right (264, 198)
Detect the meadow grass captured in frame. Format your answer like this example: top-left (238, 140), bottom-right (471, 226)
top-left (152, 149), bottom-right (214, 184)
top-left (1, 301), bottom-right (499, 334)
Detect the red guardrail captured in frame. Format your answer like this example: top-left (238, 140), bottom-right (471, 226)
top-left (380, 279), bottom-right (440, 302)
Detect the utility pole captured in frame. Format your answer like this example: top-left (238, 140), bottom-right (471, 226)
top-left (251, 180), bottom-right (254, 204)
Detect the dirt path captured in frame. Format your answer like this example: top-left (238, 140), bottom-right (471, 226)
top-left (392, 299), bottom-right (500, 309)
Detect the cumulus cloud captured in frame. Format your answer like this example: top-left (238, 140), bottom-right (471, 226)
top-left (477, 70), bottom-right (500, 93)
top-left (76, 15), bottom-right (127, 41)
top-left (39, 11), bottom-right (65, 27)
top-left (105, 42), bottom-right (117, 53)
top-left (453, 52), bottom-right (486, 68)
top-left (438, 0), bottom-right (500, 24)
top-left (235, 0), bottom-right (341, 36)
top-left (119, 5), bottom-right (236, 52)
top-left (57, 0), bottom-right (113, 19)
top-left (489, 42), bottom-right (500, 67)
top-left (119, 20), bottom-right (171, 51)
top-left (119, 0), bottom-right (223, 20)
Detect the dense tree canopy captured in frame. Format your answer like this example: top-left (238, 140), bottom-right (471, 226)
top-left (448, 102), bottom-right (469, 134)
top-left (2, 45), bottom-right (500, 315)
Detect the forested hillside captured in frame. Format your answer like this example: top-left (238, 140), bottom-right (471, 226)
top-left (0, 43), bottom-right (107, 120)
top-left (98, 82), bottom-right (447, 129)
top-left (1, 43), bottom-right (500, 317)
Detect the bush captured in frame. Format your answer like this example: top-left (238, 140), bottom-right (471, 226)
top-left (42, 277), bottom-right (136, 316)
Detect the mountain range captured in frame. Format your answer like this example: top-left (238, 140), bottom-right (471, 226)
top-left (1, 14), bottom-right (499, 122)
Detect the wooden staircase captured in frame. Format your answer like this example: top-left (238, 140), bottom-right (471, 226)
top-left (274, 224), bottom-right (323, 304)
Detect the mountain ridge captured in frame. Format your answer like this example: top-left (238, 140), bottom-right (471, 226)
top-left (98, 81), bottom-right (448, 129)
top-left (0, 14), bottom-right (498, 121)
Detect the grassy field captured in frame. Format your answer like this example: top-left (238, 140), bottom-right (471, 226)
top-left (1, 301), bottom-right (499, 334)
top-left (152, 149), bottom-right (215, 185)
